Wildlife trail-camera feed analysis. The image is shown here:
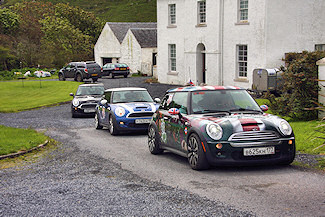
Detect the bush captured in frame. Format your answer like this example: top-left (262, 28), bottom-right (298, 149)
top-left (266, 51), bottom-right (325, 120)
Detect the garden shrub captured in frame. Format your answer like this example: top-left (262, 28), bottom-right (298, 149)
top-left (266, 51), bottom-right (325, 121)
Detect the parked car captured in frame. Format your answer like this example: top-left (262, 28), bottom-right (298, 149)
top-left (147, 86), bottom-right (295, 170)
top-left (59, 61), bottom-right (102, 82)
top-left (95, 87), bottom-right (160, 135)
top-left (70, 83), bottom-right (105, 118)
top-left (102, 63), bottom-right (130, 78)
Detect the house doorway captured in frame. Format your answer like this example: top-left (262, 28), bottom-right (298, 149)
top-left (196, 43), bottom-right (206, 85)
top-left (102, 58), bottom-right (112, 65)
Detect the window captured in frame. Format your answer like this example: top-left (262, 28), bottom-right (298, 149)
top-left (168, 4), bottom-right (176, 25)
top-left (171, 92), bottom-right (188, 114)
top-left (105, 91), bottom-right (112, 102)
top-left (198, 1), bottom-right (206, 24)
top-left (315, 44), bottom-right (325, 51)
top-left (169, 44), bottom-right (176, 72)
top-left (238, 0), bottom-right (248, 22)
top-left (237, 45), bottom-right (248, 77)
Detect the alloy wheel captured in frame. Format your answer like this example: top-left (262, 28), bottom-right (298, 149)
top-left (188, 136), bottom-right (199, 167)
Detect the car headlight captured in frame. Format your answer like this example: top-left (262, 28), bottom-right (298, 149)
top-left (206, 123), bottom-right (223, 140)
top-left (72, 99), bottom-right (79, 107)
top-left (279, 120), bottom-right (292, 136)
top-left (115, 107), bottom-right (126, 117)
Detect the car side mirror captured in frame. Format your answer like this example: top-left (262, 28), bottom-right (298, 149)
top-left (154, 98), bottom-right (161, 103)
top-left (260, 105), bottom-right (268, 112)
top-left (101, 99), bottom-right (108, 105)
top-left (168, 108), bottom-right (180, 115)
top-left (69, 93), bottom-right (74, 97)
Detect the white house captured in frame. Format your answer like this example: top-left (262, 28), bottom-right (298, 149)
top-left (157, 0), bottom-right (325, 88)
top-left (94, 22), bottom-right (157, 75)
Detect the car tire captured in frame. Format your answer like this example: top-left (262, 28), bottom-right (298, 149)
top-left (187, 133), bottom-right (209, 170)
top-left (281, 145), bottom-right (296, 166)
top-left (92, 78), bottom-right (98, 83)
top-left (108, 114), bottom-right (119, 135)
top-left (111, 74), bottom-right (115, 79)
top-left (76, 73), bottom-right (83, 82)
top-left (71, 112), bottom-right (77, 118)
top-left (124, 74), bottom-right (128, 78)
top-left (58, 73), bottom-right (65, 81)
top-left (148, 125), bottom-right (163, 155)
top-left (95, 113), bottom-right (103, 129)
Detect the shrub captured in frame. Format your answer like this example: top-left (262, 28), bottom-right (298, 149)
top-left (266, 51), bottom-right (325, 120)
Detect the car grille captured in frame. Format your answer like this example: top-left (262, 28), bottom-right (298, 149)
top-left (80, 103), bottom-right (97, 109)
top-left (127, 112), bottom-right (154, 118)
top-left (228, 131), bottom-right (280, 142)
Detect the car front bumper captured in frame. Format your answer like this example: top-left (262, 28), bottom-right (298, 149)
top-left (115, 117), bottom-right (151, 131)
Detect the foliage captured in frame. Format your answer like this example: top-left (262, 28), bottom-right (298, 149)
top-left (266, 51), bottom-right (325, 120)
top-left (0, 8), bottom-right (20, 35)
top-left (0, 125), bottom-right (48, 155)
top-left (0, 80), bottom-right (80, 112)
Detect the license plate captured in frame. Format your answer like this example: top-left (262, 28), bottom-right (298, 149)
top-left (243, 146), bottom-right (275, 156)
top-left (135, 119), bottom-right (151, 124)
top-left (84, 109), bottom-right (95, 113)
top-left (120, 68), bottom-right (126, 70)
top-left (91, 74), bottom-right (98, 76)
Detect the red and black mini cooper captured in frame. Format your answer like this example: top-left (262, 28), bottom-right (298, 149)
top-left (147, 86), bottom-right (295, 170)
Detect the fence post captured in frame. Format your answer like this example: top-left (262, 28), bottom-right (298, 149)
top-left (317, 58), bottom-right (325, 119)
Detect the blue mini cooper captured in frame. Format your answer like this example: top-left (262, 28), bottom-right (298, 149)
top-left (95, 87), bottom-right (160, 135)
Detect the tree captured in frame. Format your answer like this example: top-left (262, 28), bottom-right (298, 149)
top-left (266, 51), bottom-right (325, 120)
top-left (0, 8), bottom-right (20, 35)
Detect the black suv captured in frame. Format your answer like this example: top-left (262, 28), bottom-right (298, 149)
top-left (59, 61), bottom-right (102, 82)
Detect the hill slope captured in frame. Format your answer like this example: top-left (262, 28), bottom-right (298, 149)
top-left (1, 0), bottom-right (157, 22)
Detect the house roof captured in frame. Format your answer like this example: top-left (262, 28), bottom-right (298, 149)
top-left (130, 28), bottom-right (157, 48)
top-left (107, 22), bottom-right (157, 44)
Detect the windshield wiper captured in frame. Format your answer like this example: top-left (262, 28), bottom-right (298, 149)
top-left (229, 108), bottom-right (263, 114)
top-left (194, 109), bottom-right (231, 115)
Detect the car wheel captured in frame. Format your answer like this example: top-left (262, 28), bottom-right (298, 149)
top-left (71, 111), bottom-right (77, 118)
top-left (124, 74), bottom-right (128, 78)
top-left (187, 133), bottom-right (209, 170)
top-left (148, 125), bottom-right (163, 154)
top-left (58, 73), bottom-right (65, 81)
top-left (76, 73), bottom-right (83, 82)
top-left (95, 113), bottom-right (103, 129)
top-left (111, 73), bottom-right (115, 79)
top-left (108, 114), bottom-right (119, 135)
top-left (92, 78), bottom-right (98, 83)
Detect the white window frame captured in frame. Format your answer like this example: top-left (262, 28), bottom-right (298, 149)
top-left (168, 4), bottom-right (176, 25)
top-left (197, 0), bottom-right (206, 24)
top-left (237, 45), bottom-right (248, 78)
top-left (169, 44), bottom-right (176, 72)
top-left (315, 44), bottom-right (325, 51)
top-left (238, 0), bottom-right (248, 22)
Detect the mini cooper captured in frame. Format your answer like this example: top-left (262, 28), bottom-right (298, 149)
top-left (95, 87), bottom-right (160, 135)
top-left (70, 83), bottom-right (105, 118)
top-left (148, 86), bottom-right (295, 170)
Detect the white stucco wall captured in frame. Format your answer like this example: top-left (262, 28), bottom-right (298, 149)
top-left (120, 30), bottom-right (142, 73)
top-left (157, 0), bottom-right (325, 89)
top-left (94, 23), bottom-right (121, 66)
top-left (317, 58), bottom-right (325, 119)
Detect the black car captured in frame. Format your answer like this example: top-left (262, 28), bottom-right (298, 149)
top-left (59, 61), bottom-right (102, 82)
top-left (102, 63), bottom-right (130, 78)
top-left (70, 83), bottom-right (105, 118)
top-left (148, 85), bottom-right (295, 170)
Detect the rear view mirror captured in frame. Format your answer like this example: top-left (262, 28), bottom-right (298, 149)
top-left (69, 93), bottom-right (74, 97)
top-left (101, 99), bottom-right (108, 105)
top-left (154, 98), bottom-right (161, 103)
top-left (168, 108), bottom-right (180, 115)
top-left (260, 105), bottom-right (268, 112)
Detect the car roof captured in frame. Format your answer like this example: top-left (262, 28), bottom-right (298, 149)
top-left (78, 83), bottom-right (104, 87)
top-left (105, 87), bottom-right (147, 92)
top-left (167, 86), bottom-right (244, 92)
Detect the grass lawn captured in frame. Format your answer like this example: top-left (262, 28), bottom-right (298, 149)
top-left (0, 125), bottom-right (48, 155)
top-left (0, 80), bottom-right (80, 113)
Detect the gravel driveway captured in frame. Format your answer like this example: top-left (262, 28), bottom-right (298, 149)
top-left (0, 77), bottom-right (252, 216)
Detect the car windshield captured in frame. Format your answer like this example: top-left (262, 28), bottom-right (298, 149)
top-left (112, 90), bottom-right (153, 103)
top-left (76, 86), bottom-right (105, 96)
top-left (191, 90), bottom-right (261, 114)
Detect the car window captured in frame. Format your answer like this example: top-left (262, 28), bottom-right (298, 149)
top-left (104, 91), bottom-right (112, 102)
top-left (159, 93), bottom-right (174, 110)
top-left (76, 86), bottom-right (104, 96)
top-left (170, 92), bottom-right (188, 114)
top-left (87, 63), bottom-right (100, 69)
top-left (112, 90), bottom-right (153, 103)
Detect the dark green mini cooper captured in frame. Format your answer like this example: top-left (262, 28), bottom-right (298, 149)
top-left (148, 86), bottom-right (295, 170)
